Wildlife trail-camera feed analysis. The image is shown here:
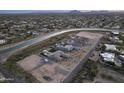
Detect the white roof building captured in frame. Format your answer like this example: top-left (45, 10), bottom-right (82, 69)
top-left (47, 50), bottom-right (70, 61)
top-left (114, 37), bottom-right (119, 40)
top-left (41, 28), bottom-right (49, 32)
top-left (111, 31), bottom-right (119, 35)
top-left (100, 52), bottom-right (115, 62)
top-left (104, 44), bottom-right (117, 51)
top-left (0, 39), bottom-right (6, 45)
top-left (100, 52), bottom-right (122, 67)
top-left (64, 45), bottom-right (74, 51)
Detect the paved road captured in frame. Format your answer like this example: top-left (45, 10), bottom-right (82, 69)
top-left (0, 28), bottom-right (120, 63)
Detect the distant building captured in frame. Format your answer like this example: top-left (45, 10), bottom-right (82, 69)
top-left (56, 44), bottom-right (80, 52)
top-left (104, 44), bottom-right (117, 51)
top-left (100, 52), bottom-right (115, 62)
top-left (109, 36), bottom-right (122, 43)
top-left (32, 31), bottom-right (39, 36)
top-left (121, 50), bottom-right (124, 55)
top-left (100, 52), bottom-right (122, 67)
top-left (64, 45), bottom-right (74, 51)
top-left (41, 28), bottom-right (49, 32)
top-left (0, 39), bottom-right (6, 45)
top-left (47, 50), bottom-right (70, 61)
top-left (119, 55), bottom-right (124, 62)
top-left (111, 31), bottom-right (119, 35)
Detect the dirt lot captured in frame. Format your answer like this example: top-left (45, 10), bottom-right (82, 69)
top-left (94, 64), bottom-right (124, 83)
top-left (57, 32), bottom-right (103, 71)
top-left (76, 32), bottom-right (103, 40)
top-left (17, 31), bottom-right (103, 82)
top-left (18, 55), bottom-right (69, 83)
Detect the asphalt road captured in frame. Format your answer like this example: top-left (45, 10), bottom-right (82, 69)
top-left (0, 28), bottom-right (119, 63)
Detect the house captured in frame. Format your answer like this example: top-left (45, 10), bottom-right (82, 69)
top-left (112, 36), bottom-right (119, 43)
top-left (109, 36), bottom-right (123, 43)
top-left (64, 45), bottom-right (74, 51)
top-left (112, 25), bottom-right (120, 29)
top-left (118, 55), bottom-right (124, 62)
top-left (66, 40), bottom-right (75, 45)
top-left (32, 31), bottom-right (39, 36)
top-left (114, 37), bottom-right (119, 41)
top-left (113, 37), bottom-right (123, 43)
top-left (114, 60), bottom-right (122, 67)
top-left (41, 28), bottom-right (49, 32)
top-left (0, 34), bottom-right (6, 39)
top-left (27, 31), bottom-right (32, 34)
top-left (47, 50), bottom-right (70, 61)
top-left (111, 31), bottom-right (119, 35)
top-left (121, 50), bottom-right (124, 55)
top-left (100, 52), bottom-right (115, 62)
top-left (56, 44), bottom-right (80, 52)
top-left (42, 50), bottom-right (51, 56)
top-left (0, 39), bottom-right (6, 45)
top-left (104, 44), bottom-right (117, 51)
top-left (100, 52), bottom-right (122, 67)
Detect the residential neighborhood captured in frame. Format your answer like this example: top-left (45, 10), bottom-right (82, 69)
top-left (0, 11), bottom-right (124, 83)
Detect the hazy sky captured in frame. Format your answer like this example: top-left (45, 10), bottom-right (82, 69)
top-left (0, 10), bottom-right (71, 14)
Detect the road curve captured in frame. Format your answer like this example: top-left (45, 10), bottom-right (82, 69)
top-left (0, 28), bottom-right (120, 63)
